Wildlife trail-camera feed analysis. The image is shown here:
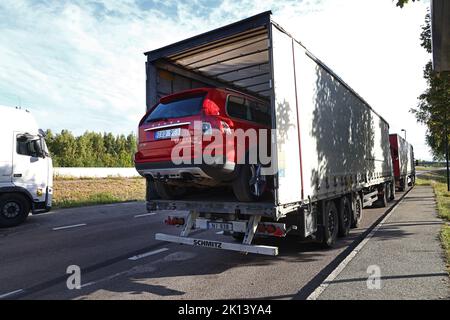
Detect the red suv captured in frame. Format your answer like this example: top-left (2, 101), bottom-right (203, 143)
top-left (135, 87), bottom-right (272, 202)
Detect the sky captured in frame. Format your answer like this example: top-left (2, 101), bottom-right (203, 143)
top-left (0, 0), bottom-right (433, 160)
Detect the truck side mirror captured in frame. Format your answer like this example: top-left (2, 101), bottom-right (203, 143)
top-left (34, 139), bottom-right (46, 158)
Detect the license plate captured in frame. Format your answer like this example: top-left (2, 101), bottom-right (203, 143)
top-left (154, 128), bottom-right (181, 140)
top-left (208, 222), bottom-right (233, 231)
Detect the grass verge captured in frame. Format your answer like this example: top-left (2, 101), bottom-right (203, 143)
top-left (416, 169), bottom-right (449, 273)
top-left (53, 177), bottom-right (145, 209)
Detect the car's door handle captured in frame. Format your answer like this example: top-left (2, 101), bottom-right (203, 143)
top-left (13, 173), bottom-right (22, 178)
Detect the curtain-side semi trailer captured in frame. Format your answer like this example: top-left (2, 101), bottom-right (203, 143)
top-left (389, 134), bottom-right (415, 191)
top-left (141, 11), bottom-right (395, 256)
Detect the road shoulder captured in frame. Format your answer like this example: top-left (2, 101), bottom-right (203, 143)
top-left (316, 186), bottom-right (450, 300)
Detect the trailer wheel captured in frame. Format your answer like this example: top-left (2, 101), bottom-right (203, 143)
top-left (377, 184), bottom-right (388, 208)
top-left (321, 201), bottom-right (339, 247)
top-left (338, 196), bottom-right (351, 237)
top-left (398, 177), bottom-right (405, 192)
top-left (154, 181), bottom-right (186, 200)
top-left (232, 164), bottom-right (267, 202)
top-left (389, 182), bottom-right (396, 201)
top-left (408, 175), bottom-right (415, 187)
top-left (0, 194), bottom-right (30, 228)
top-left (351, 194), bottom-right (363, 228)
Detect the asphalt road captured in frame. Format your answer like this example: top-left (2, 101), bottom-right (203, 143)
top-left (0, 189), bottom-right (409, 300)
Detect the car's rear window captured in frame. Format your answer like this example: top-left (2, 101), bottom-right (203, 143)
top-left (145, 94), bottom-right (205, 123)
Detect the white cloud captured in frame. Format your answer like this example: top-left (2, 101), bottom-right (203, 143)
top-left (0, 0), bottom-right (432, 159)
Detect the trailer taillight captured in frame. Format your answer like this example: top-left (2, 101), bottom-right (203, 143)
top-left (165, 217), bottom-right (185, 226)
top-left (257, 223), bottom-right (286, 237)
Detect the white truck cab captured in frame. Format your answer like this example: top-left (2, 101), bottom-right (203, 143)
top-left (0, 105), bottom-right (53, 227)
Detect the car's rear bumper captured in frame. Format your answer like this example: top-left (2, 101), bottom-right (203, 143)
top-left (135, 159), bottom-right (236, 181)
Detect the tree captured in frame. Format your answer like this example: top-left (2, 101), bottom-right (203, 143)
top-left (411, 10), bottom-right (450, 190)
top-left (44, 130), bottom-right (137, 167)
top-left (396, 0), bottom-right (418, 8)
top-left (411, 11), bottom-right (450, 160)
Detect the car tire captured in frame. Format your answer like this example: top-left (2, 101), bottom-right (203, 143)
top-left (232, 164), bottom-right (267, 202)
top-left (0, 194), bottom-right (30, 228)
top-left (154, 181), bottom-right (186, 200)
top-left (338, 196), bottom-right (352, 237)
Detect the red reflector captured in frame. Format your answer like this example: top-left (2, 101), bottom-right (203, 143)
top-left (273, 227), bottom-right (284, 237)
top-left (257, 224), bottom-right (266, 233)
top-left (165, 217), bottom-right (184, 225)
top-left (265, 224), bottom-right (276, 234)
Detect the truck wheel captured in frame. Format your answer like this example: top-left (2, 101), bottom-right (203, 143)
top-left (399, 177), bottom-right (405, 191)
top-left (321, 201), bottom-right (339, 247)
top-left (351, 194), bottom-right (363, 228)
top-left (408, 175), bottom-right (415, 187)
top-left (389, 182), bottom-right (396, 201)
top-left (154, 181), bottom-right (186, 200)
top-left (232, 164), bottom-right (267, 202)
top-left (377, 184), bottom-right (388, 208)
top-left (338, 196), bottom-right (351, 237)
top-left (0, 194), bottom-right (31, 228)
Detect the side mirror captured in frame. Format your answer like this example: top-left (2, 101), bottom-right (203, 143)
top-left (35, 140), bottom-right (45, 158)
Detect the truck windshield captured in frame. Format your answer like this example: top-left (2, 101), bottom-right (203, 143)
top-left (145, 95), bottom-right (205, 123)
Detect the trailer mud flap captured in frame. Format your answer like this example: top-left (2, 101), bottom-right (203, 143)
top-left (155, 233), bottom-right (278, 256)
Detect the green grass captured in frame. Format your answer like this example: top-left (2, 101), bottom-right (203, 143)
top-left (53, 177), bottom-right (145, 209)
top-left (442, 227), bottom-right (450, 274)
top-left (416, 169), bottom-right (450, 273)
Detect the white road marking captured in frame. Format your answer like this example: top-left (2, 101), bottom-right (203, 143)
top-left (216, 231), bottom-right (224, 235)
top-left (128, 248), bottom-right (169, 261)
top-left (80, 282), bottom-right (96, 288)
top-left (52, 223), bottom-right (87, 231)
top-left (0, 289), bottom-right (24, 299)
top-left (134, 212), bottom-right (157, 218)
top-left (307, 194), bottom-right (407, 300)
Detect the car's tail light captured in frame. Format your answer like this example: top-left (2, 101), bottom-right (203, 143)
top-left (203, 99), bottom-right (220, 115)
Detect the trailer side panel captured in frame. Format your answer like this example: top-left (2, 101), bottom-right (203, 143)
top-left (290, 38), bottom-right (393, 203)
top-left (270, 25), bottom-right (303, 205)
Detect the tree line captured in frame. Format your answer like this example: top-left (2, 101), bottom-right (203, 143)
top-left (411, 10), bottom-right (449, 161)
top-left (44, 130), bottom-right (137, 167)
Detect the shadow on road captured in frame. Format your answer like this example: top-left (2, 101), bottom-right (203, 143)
top-left (64, 192), bottom-right (412, 300)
